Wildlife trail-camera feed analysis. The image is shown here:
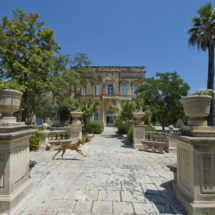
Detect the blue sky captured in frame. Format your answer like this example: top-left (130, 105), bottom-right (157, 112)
top-left (1, 0), bottom-right (213, 93)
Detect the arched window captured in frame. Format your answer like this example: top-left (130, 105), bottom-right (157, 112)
top-left (107, 85), bottom-right (114, 95)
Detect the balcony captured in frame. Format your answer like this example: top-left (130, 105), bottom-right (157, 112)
top-left (119, 95), bottom-right (137, 100)
top-left (102, 94), bottom-right (120, 100)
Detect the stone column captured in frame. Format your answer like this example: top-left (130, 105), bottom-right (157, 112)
top-left (38, 123), bottom-right (50, 151)
top-left (132, 112), bottom-right (146, 149)
top-left (166, 125), bottom-right (177, 153)
top-left (170, 126), bottom-right (215, 215)
top-left (69, 112), bottom-right (84, 142)
top-left (0, 89), bottom-right (37, 214)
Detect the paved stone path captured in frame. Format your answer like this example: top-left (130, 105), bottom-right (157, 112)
top-left (16, 128), bottom-right (186, 215)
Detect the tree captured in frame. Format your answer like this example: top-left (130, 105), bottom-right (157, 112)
top-left (109, 98), bottom-right (153, 134)
top-left (0, 8), bottom-right (60, 122)
top-left (137, 72), bottom-right (190, 130)
top-left (79, 99), bottom-right (101, 133)
top-left (187, 2), bottom-right (215, 126)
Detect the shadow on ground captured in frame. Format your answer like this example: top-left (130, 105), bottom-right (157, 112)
top-left (145, 180), bottom-right (187, 214)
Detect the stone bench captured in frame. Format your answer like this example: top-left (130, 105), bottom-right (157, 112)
top-left (141, 140), bottom-right (166, 154)
top-left (122, 134), bottom-right (128, 143)
top-left (167, 163), bottom-right (177, 185)
top-left (87, 134), bottom-right (94, 142)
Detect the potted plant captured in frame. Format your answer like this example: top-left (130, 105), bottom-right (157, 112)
top-left (65, 133), bottom-right (68, 139)
top-left (70, 109), bottom-right (83, 124)
top-left (55, 133), bottom-right (58, 140)
top-left (0, 80), bottom-right (25, 123)
top-left (182, 89), bottom-right (214, 126)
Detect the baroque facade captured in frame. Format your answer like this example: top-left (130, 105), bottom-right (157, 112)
top-left (75, 66), bottom-right (146, 127)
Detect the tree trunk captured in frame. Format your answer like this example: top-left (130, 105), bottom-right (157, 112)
top-left (207, 46), bottom-right (215, 126)
top-left (21, 89), bottom-right (27, 123)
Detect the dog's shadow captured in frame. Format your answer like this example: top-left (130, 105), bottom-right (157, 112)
top-left (54, 158), bottom-right (81, 161)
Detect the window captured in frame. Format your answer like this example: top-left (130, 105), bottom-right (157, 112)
top-left (82, 85), bottom-right (86, 95)
top-left (92, 112), bottom-right (100, 121)
top-left (94, 85), bottom-right (99, 95)
top-left (107, 85), bottom-right (114, 95)
top-left (122, 85), bottom-right (127, 95)
top-left (134, 86), bottom-right (138, 95)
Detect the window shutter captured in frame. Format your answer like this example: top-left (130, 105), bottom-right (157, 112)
top-left (96, 85), bottom-right (99, 95)
top-left (98, 112), bottom-right (100, 120)
top-left (122, 85), bottom-right (126, 95)
top-left (91, 115), bottom-right (94, 121)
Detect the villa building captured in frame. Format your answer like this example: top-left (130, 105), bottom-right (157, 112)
top-left (75, 66), bottom-right (146, 127)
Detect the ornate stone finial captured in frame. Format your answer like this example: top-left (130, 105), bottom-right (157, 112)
top-left (132, 112), bottom-right (145, 125)
top-left (42, 123), bottom-right (49, 130)
top-left (169, 125), bottom-right (174, 133)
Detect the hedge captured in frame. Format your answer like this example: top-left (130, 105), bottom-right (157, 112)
top-left (88, 121), bottom-right (104, 134)
top-left (127, 127), bottom-right (133, 144)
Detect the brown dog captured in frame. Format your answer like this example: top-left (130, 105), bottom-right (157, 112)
top-left (52, 139), bottom-right (86, 160)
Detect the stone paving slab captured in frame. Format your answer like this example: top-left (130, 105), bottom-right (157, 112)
top-left (15, 128), bottom-right (186, 215)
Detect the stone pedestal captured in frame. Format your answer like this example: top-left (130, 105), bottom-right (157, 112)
top-left (69, 124), bottom-right (84, 143)
top-left (132, 125), bottom-right (146, 149)
top-left (38, 123), bottom-right (50, 151)
top-left (69, 112), bottom-right (84, 143)
top-left (0, 122), bottom-right (36, 214)
top-left (170, 127), bottom-right (215, 215)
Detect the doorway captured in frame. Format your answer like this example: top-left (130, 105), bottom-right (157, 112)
top-left (106, 111), bottom-right (113, 127)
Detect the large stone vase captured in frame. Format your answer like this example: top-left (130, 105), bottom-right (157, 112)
top-left (69, 112), bottom-right (84, 142)
top-left (133, 112), bottom-right (145, 125)
top-left (0, 89), bottom-right (23, 123)
top-left (70, 112), bottom-right (83, 124)
top-left (181, 95), bottom-right (212, 126)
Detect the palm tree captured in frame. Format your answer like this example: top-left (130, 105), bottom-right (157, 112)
top-left (187, 2), bottom-right (215, 126)
top-left (80, 99), bottom-right (101, 133)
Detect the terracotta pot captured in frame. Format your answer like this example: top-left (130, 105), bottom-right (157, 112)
top-left (132, 112), bottom-right (145, 125)
top-left (70, 112), bottom-right (83, 124)
top-left (181, 95), bottom-right (212, 126)
top-left (0, 89), bottom-right (23, 123)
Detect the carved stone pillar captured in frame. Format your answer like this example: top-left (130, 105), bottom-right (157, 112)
top-left (132, 112), bottom-right (146, 149)
top-left (0, 122), bottom-right (36, 214)
top-left (170, 126), bottom-right (215, 215)
top-left (38, 123), bottom-right (50, 151)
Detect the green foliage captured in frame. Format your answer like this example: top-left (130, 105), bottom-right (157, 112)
top-left (88, 121), bottom-right (104, 134)
top-left (29, 128), bottom-right (42, 151)
top-left (203, 211), bottom-right (215, 215)
top-left (188, 89), bottom-right (215, 96)
top-left (79, 99), bottom-right (101, 133)
top-left (55, 133), bottom-right (58, 140)
top-left (145, 125), bottom-right (155, 132)
top-left (60, 133), bottom-right (64, 140)
top-left (127, 127), bottom-right (133, 144)
top-left (137, 72), bottom-right (190, 129)
top-left (65, 133), bottom-right (68, 139)
top-left (82, 133), bottom-right (89, 143)
top-left (110, 98), bottom-right (153, 134)
top-left (0, 80), bottom-right (25, 92)
top-left (50, 134), bottom-right (53, 140)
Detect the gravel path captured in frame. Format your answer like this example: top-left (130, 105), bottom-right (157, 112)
top-left (16, 127), bottom-right (186, 215)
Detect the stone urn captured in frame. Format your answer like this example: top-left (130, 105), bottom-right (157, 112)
top-left (132, 112), bottom-right (145, 125)
top-left (42, 123), bottom-right (50, 131)
top-left (0, 89), bottom-right (23, 123)
top-left (70, 112), bottom-right (83, 124)
top-left (181, 95), bottom-right (212, 126)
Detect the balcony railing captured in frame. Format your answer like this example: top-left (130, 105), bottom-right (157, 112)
top-left (102, 94), bottom-right (120, 99)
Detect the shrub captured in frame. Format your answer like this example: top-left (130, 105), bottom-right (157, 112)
top-left (82, 133), bottom-right (89, 143)
top-left (127, 127), bottom-right (133, 144)
top-left (29, 128), bottom-right (42, 151)
top-left (60, 133), bottom-right (64, 140)
top-left (145, 125), bottom-right (155, 132)
top-left (118, 123), bottom-right (129, 134)
top-left (55, 134), bottom-right (58, 140)
top-left (88, 121), bottom-right (104, 134)
top-left (0, 80), bottom-right (25, 92)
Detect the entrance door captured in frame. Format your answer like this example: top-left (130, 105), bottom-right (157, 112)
top-left (106, 111), bottom-right (113, 127)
